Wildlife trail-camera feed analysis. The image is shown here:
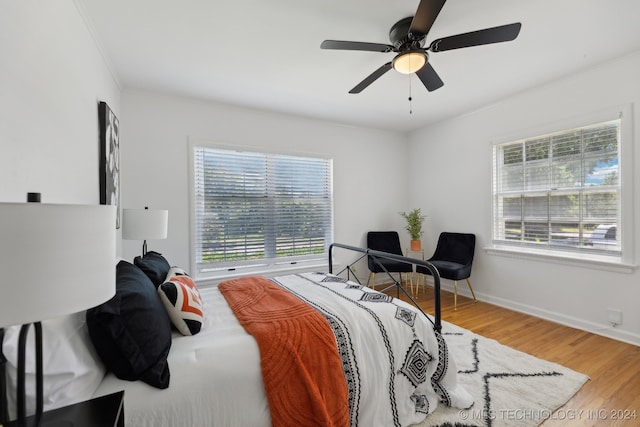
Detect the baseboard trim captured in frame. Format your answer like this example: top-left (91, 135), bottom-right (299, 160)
top-left (443, 285), bottom-right (640, 347)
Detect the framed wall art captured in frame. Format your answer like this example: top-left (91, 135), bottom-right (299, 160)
top-left (99, 101), bottom-right (120, 228)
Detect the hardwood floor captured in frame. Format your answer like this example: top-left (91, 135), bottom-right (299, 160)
top-left (387, 285), bottom-right (640, 426)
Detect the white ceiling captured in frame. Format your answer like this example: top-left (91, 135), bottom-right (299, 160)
top-left (77, 0), bottom-right (640, 132)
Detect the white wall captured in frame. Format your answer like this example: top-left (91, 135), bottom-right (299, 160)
top-left (4, 1), bottom-right (637, 346)
top-left (408, 51), bottom-right (640, 345)
top-left (0, 0), bottom-right (120, 206)
top-left (119, 89), bottom-right (409, 279)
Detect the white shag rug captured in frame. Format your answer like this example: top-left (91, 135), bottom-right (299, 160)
top-left (417, 321), bottom-right (590, 427)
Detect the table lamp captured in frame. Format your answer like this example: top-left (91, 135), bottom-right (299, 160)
top-left (122, 207), bottom-right (168, 257)
top-left (0, 195), bottom-right (116, 426)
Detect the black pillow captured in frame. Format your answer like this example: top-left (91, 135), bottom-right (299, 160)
top-left (86, 260), bottom-right (172, 389)
top-left (134, 251), bottom-right (171, 286)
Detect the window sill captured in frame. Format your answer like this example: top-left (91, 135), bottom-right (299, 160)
top-left (194, 259), bottom-right (330, 287)
top-left (484, 245), bottom-right (637, 274)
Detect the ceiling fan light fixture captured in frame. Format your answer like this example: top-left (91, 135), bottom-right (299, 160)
top-left (392, 51), bottom-right (426, 74)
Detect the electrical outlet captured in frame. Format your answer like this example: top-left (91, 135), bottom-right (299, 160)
top-left (607, 308), bottom-right (623, 326)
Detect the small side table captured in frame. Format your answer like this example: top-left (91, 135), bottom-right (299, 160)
top-left (5, 390), bottom-right (124, 427)
top-left (405, 248), bottom-right (425, 260)
top-left (405, 248), bottom-right (425, 296)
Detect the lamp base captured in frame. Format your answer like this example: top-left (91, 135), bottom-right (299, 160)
top-left (17, 323), bottom-right (43, 427)
top-left (1, 328), bottom-right (8, 425)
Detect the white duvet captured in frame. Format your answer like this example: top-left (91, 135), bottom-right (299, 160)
top-left (94, 272), bottom-right (471, 426)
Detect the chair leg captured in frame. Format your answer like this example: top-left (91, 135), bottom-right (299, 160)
top-left (412, 273), bottom-right (416, 296)
top-left (400, 273), bottom-right (416, 298)
top-left (368, 272), bottom-right (416, 294)
top-left (415, 273), bottom-right (426, 296)
top-left (453, 278), bottom-right (477, 310)
top-left (398, 273), bottom-right (408, 295)
top-left (406, 272), bottom-right (414, 297)
top-left (466, 278), bottom-right (477, 303)
top-left (453, 280), bottom-right (458, 310)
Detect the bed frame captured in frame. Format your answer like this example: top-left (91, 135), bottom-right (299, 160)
top-left (328, 243), bottom-right (442, 331)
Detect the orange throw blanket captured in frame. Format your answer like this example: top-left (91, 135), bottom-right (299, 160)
top-left (219, 276), bottom-right (349, 427)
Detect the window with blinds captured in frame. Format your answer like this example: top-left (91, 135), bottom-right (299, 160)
top-left (192, 146), bottom-right (333, 276)
top-left (492, 119), bottom-right (621, 256)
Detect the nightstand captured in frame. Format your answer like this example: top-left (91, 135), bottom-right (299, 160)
top-left (4, 390), bottom-right (124, 427)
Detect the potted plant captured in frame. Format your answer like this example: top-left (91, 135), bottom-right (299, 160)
top-left (400, 208), bottom-right (426, 251)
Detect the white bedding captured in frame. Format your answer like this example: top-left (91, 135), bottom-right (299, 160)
top-left (93, 272), bottom-right (471, 426)
top-left (93, 283), bottom-right (271, 427)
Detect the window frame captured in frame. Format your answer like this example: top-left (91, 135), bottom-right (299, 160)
top-left (188, 141), bottom-right (334, 282)
top-left (488, 104), bottom-right (635, 272)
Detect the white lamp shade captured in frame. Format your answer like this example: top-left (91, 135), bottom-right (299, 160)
top-left (0, 203), bottom-right (116, 328)
top-left (122, 208), bottom-right (168, 240)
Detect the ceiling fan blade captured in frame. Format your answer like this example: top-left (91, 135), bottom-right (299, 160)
top-left (349, 62), bottom-right (393, 94)
top-left (409, 0), bottom-right (447, 38)
top-left (416, 62), bottom-right (444, 92)
top-left (429, 22), bottom-right (522, 52)
top-left (321, 40), bottom-right (394, 53)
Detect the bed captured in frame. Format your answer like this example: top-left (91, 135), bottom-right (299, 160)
top-left (3, 244), bottom-right (472, 426)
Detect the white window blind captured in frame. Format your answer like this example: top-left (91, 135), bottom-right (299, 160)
top-left (492, 119), bottom-right (621, 256)
top-left (192, 146), bottom-right (333, 276)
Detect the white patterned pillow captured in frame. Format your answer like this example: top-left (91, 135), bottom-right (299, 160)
top-left (158, 269), bottom-right (204, 335)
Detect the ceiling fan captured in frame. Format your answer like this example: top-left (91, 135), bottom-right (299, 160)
top-left (320, 0), bottom-right (521, 94)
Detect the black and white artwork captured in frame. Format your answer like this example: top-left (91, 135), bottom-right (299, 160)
top-left (99, 101), bottom-right (120, 228)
